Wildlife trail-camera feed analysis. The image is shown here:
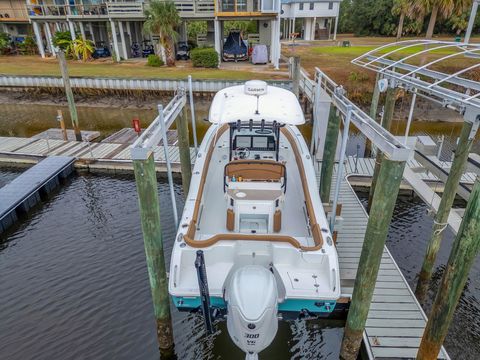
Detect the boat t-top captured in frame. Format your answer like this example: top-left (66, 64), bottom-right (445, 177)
top-left (169, 80), bottom-right (340, 359)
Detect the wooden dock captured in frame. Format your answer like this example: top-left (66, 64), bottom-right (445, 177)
top-left (320, 165), bottom-right (450, 359)
top-left (0, 156), bottom-right (75, 233)
top-left (0, 136), bottom-right (195, 173)
top-left (32, 129), bottom-right (100, 141)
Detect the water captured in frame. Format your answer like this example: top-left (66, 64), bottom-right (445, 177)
top-left (0, 173), bottom-right (343, 360)
top-left (1, 102), bottom-right (480, 358)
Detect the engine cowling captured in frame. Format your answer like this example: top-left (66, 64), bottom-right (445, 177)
top-left (226, 265), bottom-right (278, 359)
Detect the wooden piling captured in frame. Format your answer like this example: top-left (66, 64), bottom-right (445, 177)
top-left (340, 155), bottom-right (406, 360)
top-left (291, 56), bottom-right (300, 98)
top-left (417, 177), bottom-right (480, 360)
top-left (133, 153), bottom-right (174, 351)
top-left (176, 107), bottom-right (192, 196)
top-left (364, 73), bottom-right (381, 157)
top-left (57, 50), bottom-right (82, 141)
top-left (415, 120), bottom-right (477, 304)
top-left (319, 106), bottom-right (341, 203)
top-left (367, 86), bottom-right (397, 213)
top-left (57, 110), bottom-right (68, 141)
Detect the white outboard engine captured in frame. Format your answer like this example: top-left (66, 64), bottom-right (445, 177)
top-left (226, 265), bottom-right (278, 360)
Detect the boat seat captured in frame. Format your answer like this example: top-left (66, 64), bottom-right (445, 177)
top-left (224, 160), bottom-right (286, 191)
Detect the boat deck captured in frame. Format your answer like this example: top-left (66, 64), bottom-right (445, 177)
top-left (320, 163), bottom-right (450, 359)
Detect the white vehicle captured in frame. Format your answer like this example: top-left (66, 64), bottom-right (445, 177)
top-left (168, 80), bottom-right (340, 360)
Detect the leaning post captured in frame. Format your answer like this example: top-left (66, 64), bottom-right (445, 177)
top-left (57, 50), bottom-right (82, 141)
top-left (364, 73), bottom-right (381, 157)
top-left (415, 117), bottom-right (479, 304)
top-left (133, 152), bottom-right (174, 352)
top-left (367, 85), bottom-right (397, 213)
top-left (291, 56), bottom-right (301, 98)
top-left (340, 155), bottom-right (406, 359)
top-left (176, 105), bottom-right (192, 196)
top-left (319, 105), bottom-right (341, 203)
top-left (417, 177), bottom-right (480, 360)
top-left (56, 110), bottom-right (68, 141)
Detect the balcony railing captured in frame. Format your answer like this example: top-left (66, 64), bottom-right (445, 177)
top-left (216, 0), bottom-right (279, 15)
top-left (26, 4), bottom-right (108, 17)
top-left (106, 2), bottom-right (144, 16)
top-left (0, 7), bottom-right (29, 21)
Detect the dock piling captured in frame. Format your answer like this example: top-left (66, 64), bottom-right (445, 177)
top-left (133, 152), bottom-right (174, 352)
top-left (291, 56), bottom-right (300, 98)
top-left (364, 73), bottom-right (381, 157)
top-left (367, 86), bottom-right (397, 213)
top-left (417, 177), bottom-right (480, 360)
top-left (415, 120), bottom-right (478, 304)
top-left (57, 50), bottom-right (82, 141)
top-left (340, 155), bottom-right (406, 360)
top-left (319, 106), bottom-right (341, 203)
top-left (176, 106), bottom-right (192, 196)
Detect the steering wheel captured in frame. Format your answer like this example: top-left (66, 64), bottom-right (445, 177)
top-left (235, 147), bottom-right (250, 160)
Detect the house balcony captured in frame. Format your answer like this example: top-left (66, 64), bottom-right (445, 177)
top-left (215, 0), bottom-right (279, 17)
top-left (0, 6), bottom-right (29, 22)
top-left (26, 1), bottom-right (215, 20)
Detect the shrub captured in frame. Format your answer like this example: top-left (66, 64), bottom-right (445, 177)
top-left (191, 47), bottom-right (219, 68)
top-left (147, 54), bottom-right (164, 67)
top-left (53, 31), bottom-right (73, 50)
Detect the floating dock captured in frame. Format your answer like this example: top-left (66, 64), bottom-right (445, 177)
top-left (322, 166), bottom-right (450, 359)
top-left (0, 156), bottom-right (75, 233)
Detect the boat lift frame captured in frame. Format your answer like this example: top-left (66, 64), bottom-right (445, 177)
top-left (351, 40), bottom-right (480, 131)
top-left (312, 67), bottom-right (412, 231)
top-left (131, 88), bottom-right (188, 229)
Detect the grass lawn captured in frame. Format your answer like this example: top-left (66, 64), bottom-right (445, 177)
top-left (283, 34), bottom-right (480, 103)
top-left (0, 56), bottom-right (288, 81)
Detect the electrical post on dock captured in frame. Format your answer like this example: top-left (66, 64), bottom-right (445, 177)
top-left (415, 113), bottom-right (479, 304)
top-left (56, 110), bottom-right (68, 141)
top-left (56, 50), bottom-right (82, 142)
top-left (364, 73), bottom-right (381, 157)
top-left (417, 177), bottom-right (480, 360)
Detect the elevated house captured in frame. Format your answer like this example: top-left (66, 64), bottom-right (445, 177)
top-left (24, 0), bottom-right (282, 68)
top-left (280, 0), bottom-right (341, 40)
top-left (0, 0), bottom-right (31, 40)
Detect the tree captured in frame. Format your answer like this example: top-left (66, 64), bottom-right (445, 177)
top-left (143, 0), bottom-right (180, 66)
top-left (411, 0), bottom-right (472, 39)
top-left (392, 0), bottom-right (413, 40)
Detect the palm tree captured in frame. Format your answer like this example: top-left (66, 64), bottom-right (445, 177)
top-left (411, 0), bottom-right (471, 39)
top-left (143, 0), bottom-right (180, 66)
top-left (392, 0), bottom-right (413, 40)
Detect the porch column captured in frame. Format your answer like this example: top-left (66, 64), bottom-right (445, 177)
top-left (89, 22), bottom-right (96, 44)
top-left (55, 22), bottom-right (61, 32)
top-left (333, 7), bottom-right (339, 40)
top-left (214, 19), bottom-right (221, 63)
top-left (79, 21), bottom-right (86, 40)
top-left (312, 17), bottom-right (316, 40)
top-left (126, 21), bottom-right (132, 44)
top-left (110, 20), bottom-right (120, 62)
top-left (118, 21), bottom-right (128, 59)
top-left (44, 22), bottom-right (56, 57)
top-left (32, 21), bottom-right (46, 58)
top-left (68, 20), bottom-right (76, 40)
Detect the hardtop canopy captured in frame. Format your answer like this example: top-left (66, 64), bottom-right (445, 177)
top-left (208, 80), bottom-right (305, 125)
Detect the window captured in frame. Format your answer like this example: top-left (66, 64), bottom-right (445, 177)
top-left (299, 2), bottom-right (304, 10)
top-left (328, 1), bottom-right (333, 9)
top-left (309, 2), bottom-right (314, 10)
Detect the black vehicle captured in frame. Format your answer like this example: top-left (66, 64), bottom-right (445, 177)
top-left (131, 42), bottom-right (141, 58)
top-left (176, 41), bottom-right (190, 60)
top-left (92, 41), bottom-right (111, 59)
top-left (142, 41), bottom-right (155, 57)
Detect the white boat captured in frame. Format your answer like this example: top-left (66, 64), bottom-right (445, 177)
top-left (168, 80), bottom-right (340, 359)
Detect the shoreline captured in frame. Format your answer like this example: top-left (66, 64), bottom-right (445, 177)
top-left (0, 89), bottom-right (464, 122)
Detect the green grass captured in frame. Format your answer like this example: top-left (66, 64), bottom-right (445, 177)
top-left (312, 45), bottom-right (459, 57)
top-left (0, 56), bottom-right (287, 80)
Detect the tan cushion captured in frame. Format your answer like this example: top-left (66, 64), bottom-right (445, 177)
top-left (273, 209), bottom-right (282, 232)
top-left (226, 209), bottom-right (235, 231)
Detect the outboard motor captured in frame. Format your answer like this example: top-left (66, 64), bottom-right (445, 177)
top-left (226, 265), bottom-right (278, 360)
